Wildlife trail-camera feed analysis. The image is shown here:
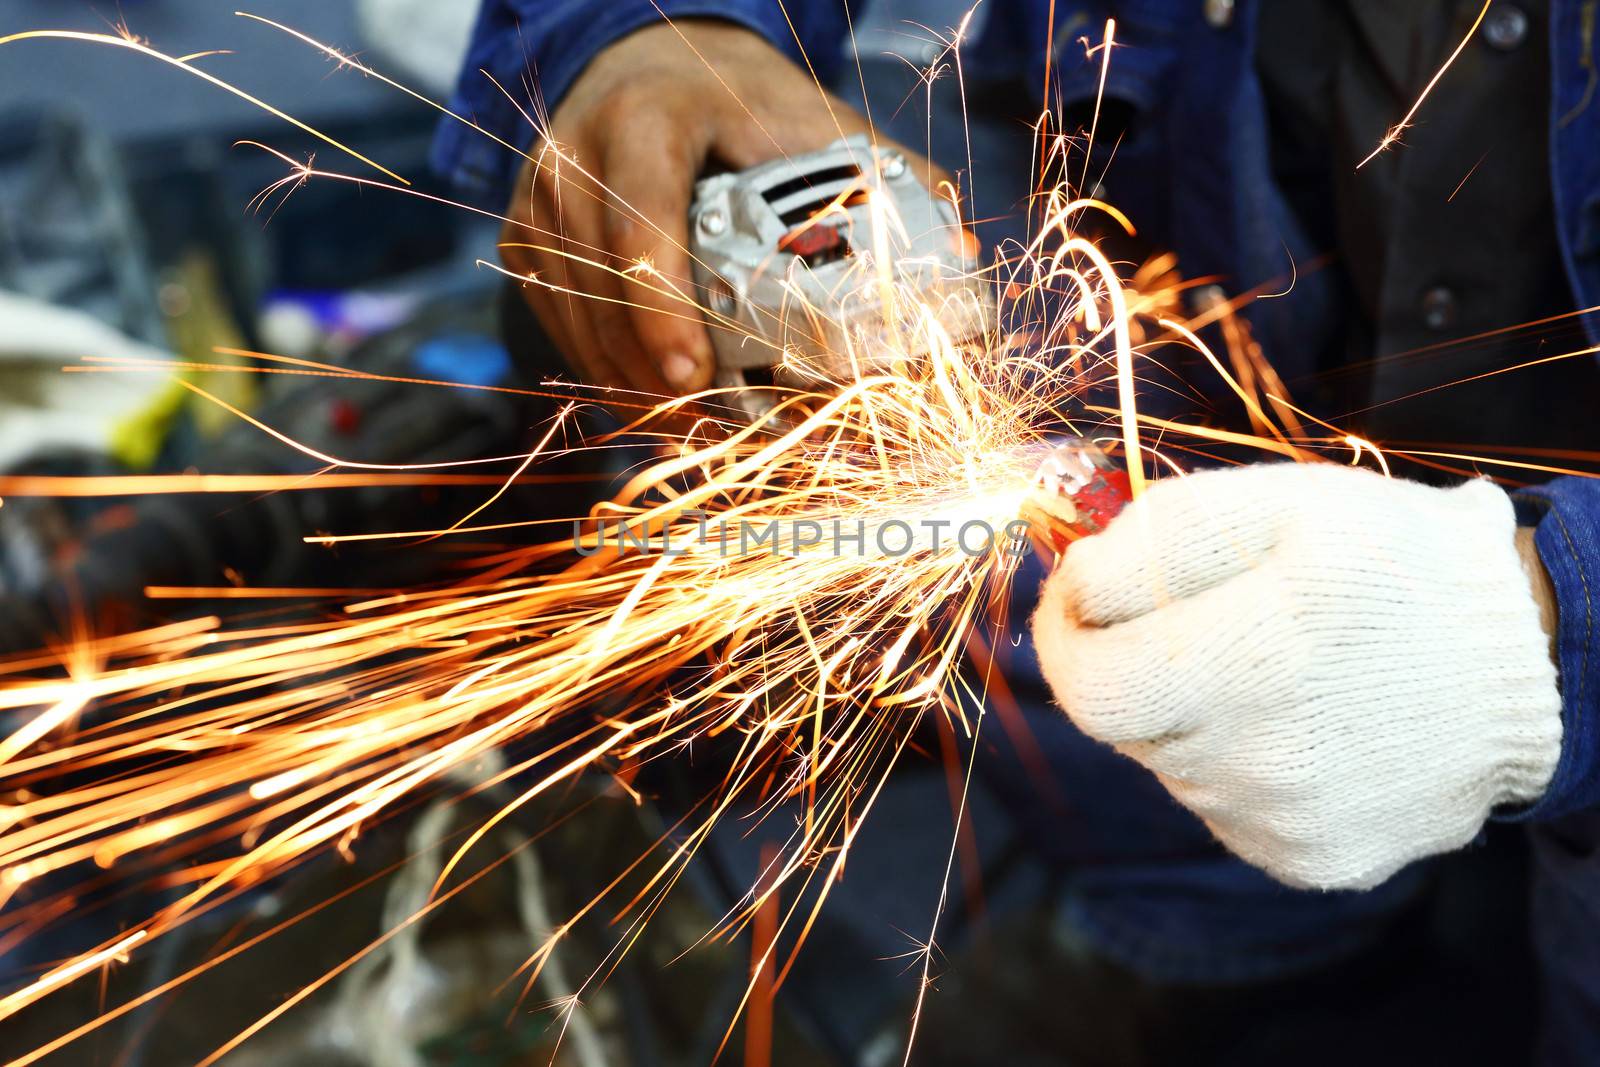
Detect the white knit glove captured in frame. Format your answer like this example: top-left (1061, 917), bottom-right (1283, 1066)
top-left (1031, 463), bottom-right (1562, 890)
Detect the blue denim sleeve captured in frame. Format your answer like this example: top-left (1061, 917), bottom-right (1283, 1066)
top-left (1502, 477), bottom-right (1600, 822)
top-left (431, 0), bottom-right (853, 206)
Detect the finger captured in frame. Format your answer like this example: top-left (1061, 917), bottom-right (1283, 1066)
top-left (588, 272), bottom-right (674, 397)
top-left (515, 276), bottom-right (572, 361)
top-left (602, 117), bottom-right (716, 393)
top-left (502, 160), bottom-right (597, 383)
top-left (501, 231), bottom-right (588, 382)
top-left (530, 155), bottom-right (631, 390)
top-left (1031, 565), bottom-right (1297, 746)
top-left (1061, 467), bottom-right (1287, 626)
top-left (542, 257), bottom-right (626, 393)
top-left (545, 222), bottom-right (670, 396)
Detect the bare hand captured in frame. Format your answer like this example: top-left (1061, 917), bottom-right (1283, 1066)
top-left (500, 19), bottom-right (946, 396)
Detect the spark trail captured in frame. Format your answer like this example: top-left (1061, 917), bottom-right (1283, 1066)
top-left (0, 10), bottom-right (1557, 1065)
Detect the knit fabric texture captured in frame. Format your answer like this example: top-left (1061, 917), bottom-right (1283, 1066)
top-left (1032, 463), bottom-right (1562, 890)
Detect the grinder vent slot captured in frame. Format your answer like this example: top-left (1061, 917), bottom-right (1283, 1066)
top-left (762, 162), bottom-right (863, 226)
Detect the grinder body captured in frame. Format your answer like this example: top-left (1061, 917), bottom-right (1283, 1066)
top-left (687, 134), bottom-right (987, 415)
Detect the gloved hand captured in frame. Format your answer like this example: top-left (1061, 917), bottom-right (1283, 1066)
top-left (1031, 463), bottom-right (1562, 890)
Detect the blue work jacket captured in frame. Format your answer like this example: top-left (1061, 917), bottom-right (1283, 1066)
top-left (434, 1), bottom-right (1600, 1058)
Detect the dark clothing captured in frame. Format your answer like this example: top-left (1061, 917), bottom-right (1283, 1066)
top-left (1256, 0), bottom-right (1600, 456)
top-left (436, 1), bottom-right (1600, 1061)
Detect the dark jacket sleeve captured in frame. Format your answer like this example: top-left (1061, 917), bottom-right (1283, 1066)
top-left (431, 0), bottom-right (855, 206)
top-left (1506, 477), bottom-right (1600, 821)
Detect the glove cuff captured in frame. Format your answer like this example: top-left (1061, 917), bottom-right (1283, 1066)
top-left (1432, 480), bottom-right (1562, 808)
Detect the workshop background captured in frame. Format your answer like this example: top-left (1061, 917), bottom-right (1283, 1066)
top-left (0, 3), bottom-right (1096, 1066)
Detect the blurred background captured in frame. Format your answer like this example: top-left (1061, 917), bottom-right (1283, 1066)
top-left (0, 0), bottom-right (512, 641)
